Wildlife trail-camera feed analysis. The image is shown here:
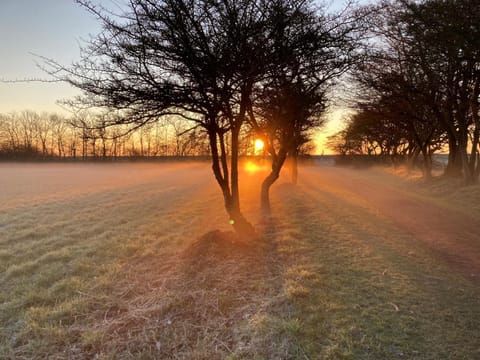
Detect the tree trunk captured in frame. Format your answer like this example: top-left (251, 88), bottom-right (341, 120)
top-left (261, 172), bottom-right (277, 214)
top-left (290, 151), bottom-right (298, 185)
top-left (475, 148), bottom-right (480, 182)
top-left (261, 149), bottom-right (287, 214)
top-left (444, 134), bottom-right (461, 177)
top-left (469, 127), bottom-right (479, 179)
top-left (407, 147), bottom-right (420, 172)
top-left (421, 146), bottom-right (432, 181)
top-left (458, 136), bottom-right (474, 185)
top-left (472, 143), bottom-right (480, 182)
top-left (470, 78), bottom-right (480, 183)
top-left (227, 204), bottom-right (255, 238)
top-left (228, 126), bottom-right (255, 237)
top-left (231, 126), bottom-right (240, 212)
top-left (208, 126), bottom-right (255, 238)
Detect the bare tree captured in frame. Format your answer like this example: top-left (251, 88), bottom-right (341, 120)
top-left (44, 0), bottom-right (283, 236)
top-left (36, 113), bottom-right (52, 156)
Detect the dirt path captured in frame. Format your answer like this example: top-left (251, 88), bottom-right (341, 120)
top-left (297, 165), bottom-right (480, 280)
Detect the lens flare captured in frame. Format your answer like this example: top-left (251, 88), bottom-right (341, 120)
top-left (244, 161), bottom-right (260, 172)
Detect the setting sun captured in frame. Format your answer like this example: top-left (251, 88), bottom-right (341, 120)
top-left (254, 139), bottom-right (264, 154)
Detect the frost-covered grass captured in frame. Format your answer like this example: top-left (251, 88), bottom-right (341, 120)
top-left (268, 169), bottom-right (480, 359)
top-left (1, 162), bottom-right (479, 359)
top-left (0, 163), bottom-right (230, 358)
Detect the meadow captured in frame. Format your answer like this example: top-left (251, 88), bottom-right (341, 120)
top-left (1, 162), bottom-right (479, 359)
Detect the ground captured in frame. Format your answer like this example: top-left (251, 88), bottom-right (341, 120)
top-left (0, 161), bottom-right (479, 359)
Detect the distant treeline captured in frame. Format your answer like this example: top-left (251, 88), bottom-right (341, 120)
top-left (0, 110), bottom-right (317, 162)
top-left (327, 0), bottom-right (480, 184)
top-left (0, 111), bottom-right (260, 160)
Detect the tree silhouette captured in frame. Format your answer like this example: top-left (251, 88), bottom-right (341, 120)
top-left (43, 0), bottom-right (281, 236)
top-left (350, 0), bottom-right (480, 183)
top-left (247, 0), bottom-right (366, 212)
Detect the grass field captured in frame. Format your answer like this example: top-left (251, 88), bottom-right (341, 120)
top-left (1, 162), bottom-right (479, 359)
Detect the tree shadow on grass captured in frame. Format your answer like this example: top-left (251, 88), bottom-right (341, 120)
top-left (72, 228), bottom-right (302, 359)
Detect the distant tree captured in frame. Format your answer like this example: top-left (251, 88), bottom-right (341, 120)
top-left (0, 114), bottom-right (11, 154)
top-left (327, 129), bottom-right (352, 156)
top-left (35, 113), bottom-right (53, 156)
top-left (19, 111), bottom-right (39, 153)
top-left (358, 0), bottom-right (480, 183)
top-left (50, 114), bottom-right (69, 157)
top-left (353, 58), bottom-right (446, 178)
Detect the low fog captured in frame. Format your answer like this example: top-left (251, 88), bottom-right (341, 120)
top-left (1, 161), bottom-right (479, 277)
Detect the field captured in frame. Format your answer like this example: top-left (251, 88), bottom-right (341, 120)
top-left (1, 161), bottom-right (480, 359)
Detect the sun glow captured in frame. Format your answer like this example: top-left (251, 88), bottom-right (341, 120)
top-left (244, 161), bottom-right (260, 173)
top-left (254, 139), bottom-right (264, 154)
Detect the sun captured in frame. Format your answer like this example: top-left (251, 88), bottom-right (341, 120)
top-left (254, 139), bottom-right (264, 154)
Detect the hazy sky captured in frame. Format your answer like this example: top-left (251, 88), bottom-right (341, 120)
top-left (0, 0), bottom-right (354, 153)
top-left (0, 0), bottom-right (100, 113)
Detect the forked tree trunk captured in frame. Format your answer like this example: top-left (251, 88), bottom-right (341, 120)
top-left (208, 125), bottom-right (255, 238)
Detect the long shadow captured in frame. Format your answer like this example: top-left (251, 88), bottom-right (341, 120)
top-left (274, 177), bottom-right (480, 359)
top-left (71, 226), bottom-right (294, 359)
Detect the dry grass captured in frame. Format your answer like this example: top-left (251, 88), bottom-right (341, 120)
top-left (415, 175), bottom-right (480, 218)
top-left (1, 162), bottom-right (480, 359)
top-left (268, 168), bottom-right (480, 359)
top-left (379, 164), bottom-right (480, 218)
top-left (71, 230), bottom-right (287, 359)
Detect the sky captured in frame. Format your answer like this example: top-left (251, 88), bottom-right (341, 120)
top-left (0, 0), bottom-right (100, 113)
top-left (0, 0), bottom-right (355, 154)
